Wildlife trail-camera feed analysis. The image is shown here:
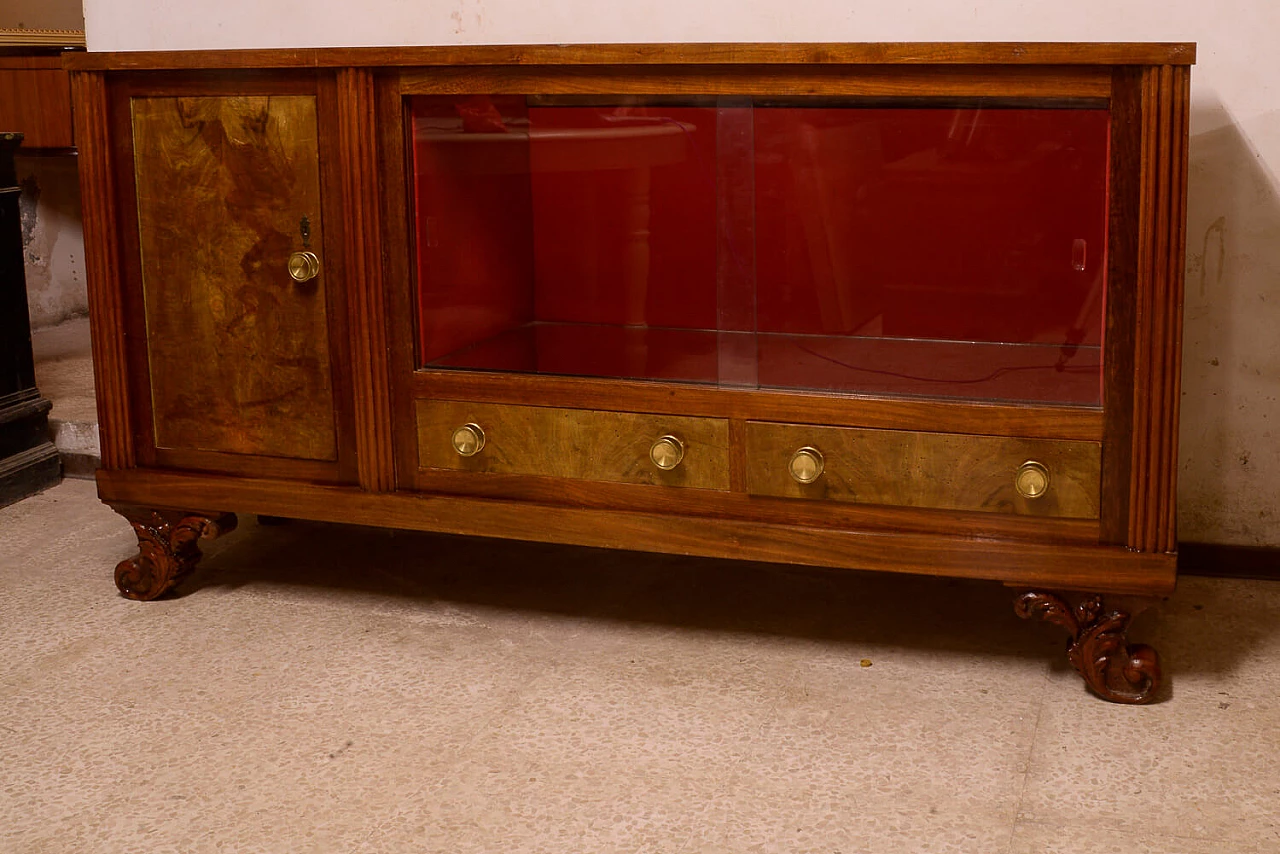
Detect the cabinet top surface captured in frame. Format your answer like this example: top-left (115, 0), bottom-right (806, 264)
top-left (64, 42), bottom-right (1195, 72)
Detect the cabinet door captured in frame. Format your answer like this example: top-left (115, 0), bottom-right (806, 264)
top-left (131, 94), bottom-right (338, 463)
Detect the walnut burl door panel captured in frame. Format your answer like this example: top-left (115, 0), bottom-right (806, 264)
top-left (131, 95), bottom-right (337, 461)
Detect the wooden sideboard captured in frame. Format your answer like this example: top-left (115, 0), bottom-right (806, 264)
top-left (66, 43), bottom-right (1194, 703)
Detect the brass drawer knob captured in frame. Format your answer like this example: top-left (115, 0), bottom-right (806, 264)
top-left (789, 446), bottom-right (825, 484)
top-left (1016, 460), bottom-right (1050, 499)
top-left (650, 435), bottom-right (685, 471)
top-left (287, 250), bottom-right (321, 283)
top-left (451, 423), bottom-right (485, 457)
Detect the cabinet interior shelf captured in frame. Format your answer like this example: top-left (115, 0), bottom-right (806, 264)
top-left (424, 320), bottom-right (1102, 405)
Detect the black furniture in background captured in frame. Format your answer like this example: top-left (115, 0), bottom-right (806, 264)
top-left (0, 132), bottom-right (60, 507)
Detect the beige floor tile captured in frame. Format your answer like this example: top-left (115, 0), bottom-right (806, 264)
top-left (688, 810), bottom-right (1017, 854)
top-left (0, 500), bottom-right (545, 852)
top-left (1017, 578), bottom-right (1280, 849)
top-left (1008, 820), bottom-right (1269, 854)
top-left (465, 656), bottom-right (772, 777)
top-left (32, 317), bottom-right (99, 426)
top-left (1, 639), bottom-right (531, 851)
top-left (675, 650), bottom-right (1042, 854)
top-left (1154, 575), bottom-right (1280, 700)
top-left (401, 756), bottom-right (727, 854)
top-left (724, 686), bottom-right (1039, 820)
top-left (5, 480), bottom-right (1280, 854)
top-left (0, 481), bottom-right (165, 689)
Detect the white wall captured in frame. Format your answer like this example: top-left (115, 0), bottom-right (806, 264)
top-left (83, 0), bottom-right (1280, 546)
top-left (16, 156), bottom-right (87, 328)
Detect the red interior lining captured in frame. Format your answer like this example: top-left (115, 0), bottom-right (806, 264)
top-left (410, 97), bottom-right (1109, 405)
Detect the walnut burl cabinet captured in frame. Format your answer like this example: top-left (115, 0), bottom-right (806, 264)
top-left (67, 43), bottom-right (1194, 703)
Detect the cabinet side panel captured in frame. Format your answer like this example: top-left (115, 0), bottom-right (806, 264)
top-left (1127, 65), bottom-right (1190, 553)
top-left (71, 70), bottom-right (134, 470)
top-left (131, 94), bottom-right (338, 461)
top-left (1161, 66), bottom-right (1191, 553)
top-left (336, 68), bottom-right (395, 491)
top-left (1141, 67), bottom-right (1173, 552)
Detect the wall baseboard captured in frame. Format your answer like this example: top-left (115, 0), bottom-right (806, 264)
top-left (1178, 542), bottom-right (1280, 580)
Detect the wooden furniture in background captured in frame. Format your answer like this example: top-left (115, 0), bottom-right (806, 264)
top-left (0, 56), bottom-right (74, 150)
top-left (67, 43), bottom-right (1194, 704)
top-left (0, 30), bottom-right (83, 151)
top-left (0, 33), bottom-right (83, 503)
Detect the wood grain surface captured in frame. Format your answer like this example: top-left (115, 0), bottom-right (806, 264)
top-left (336, 68), bottom-right (395, 491)
top-left (0, 57), bottom-right (74, 149)
top-left (746, 422), bottom-right (1101, 519)
top-left (396, 65), bottom-right (1111, 99)
top-left (407, 467), bottom-right (1101, 544)
top-left (373, 69), bottom-right (423, 492)
top-left (131, 95), bottom-right (338, 461)
top-left (65, 42), bottom-right (1197, 72)
top-left (416, 400), bottom-right (731, 491)
top-left (71, 70), bottom-right (134, 469)
top-left (1123, 65), bottom-right (1191, 553)
top-left (96, 467), bottom-right (1177, 596)
top-left (1100, 67), bottom-right (1142, 545)
top-left (412, 371), bottom-right (1104, 441)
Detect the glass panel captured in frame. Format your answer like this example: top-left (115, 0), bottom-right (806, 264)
top-left (410, 96), bottom-right (1108, 406)
top-left (411, 96), bottom-right (727, 386)
top-left (753, 106), bottom-right (1108, 405)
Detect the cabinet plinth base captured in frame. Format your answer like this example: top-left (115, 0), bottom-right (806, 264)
top-left (1015, 590), bottom-right (1163, 704)
top-left (112, 506), bottom-right (237, 601)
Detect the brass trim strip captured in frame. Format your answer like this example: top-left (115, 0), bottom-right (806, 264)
top-left (0, 28), bottom-right (86, 48)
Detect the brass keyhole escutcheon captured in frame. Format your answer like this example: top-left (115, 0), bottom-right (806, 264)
top-left (451, 423), bottom-right (485, 457)
top-left (649, 435), bottom-right (685, 471)
top-left (1015, 460), bottom-right (1050, 499)
top-left (789, 446), bottom-right (825, 485)
top-left (288, 250), bottom-right (321, 283)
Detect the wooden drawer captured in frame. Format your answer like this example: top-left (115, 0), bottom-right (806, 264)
top-left (417, 400), bottom-right (731, 490)
top-left (745, 421), bottom-right (1101, 519)
top-left (0, 58), bottom-right (74, 150)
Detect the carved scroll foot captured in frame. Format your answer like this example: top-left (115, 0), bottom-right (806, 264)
top-left (113, 507), bottom-right (238, 601)
top-left (1014, 591), bottom-right (1163, 704)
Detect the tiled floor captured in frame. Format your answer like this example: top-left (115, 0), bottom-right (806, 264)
top-left (31, 317), bottom-right (99, 476)
top-left (2, 479), bottom-right (1277, 853)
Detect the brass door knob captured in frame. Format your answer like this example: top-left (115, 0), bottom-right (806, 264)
top-left (287, 250), bottom-right (321, 283)
top-left (789, 446), bottom-right (825, 484)
top-left (451, 423), bottom-right (485, 457)
top-left (1015, 460), bottom-right (1050, 499)
top-left (649, 435), bottom-right (685, 471)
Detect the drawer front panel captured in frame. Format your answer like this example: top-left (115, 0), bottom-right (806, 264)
top-left (417, 400), bottom-right (731, 490)
top-left (746, 422), bottom-right (1100, 519)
